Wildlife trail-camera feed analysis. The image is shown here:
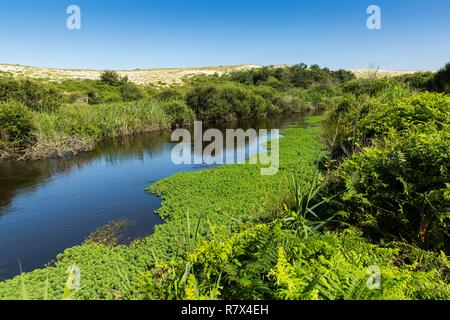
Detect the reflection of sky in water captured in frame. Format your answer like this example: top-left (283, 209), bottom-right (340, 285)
top-left (173, 129), bottom-right (281, 165)
top-left (0, 114), bottom-right (307, 281)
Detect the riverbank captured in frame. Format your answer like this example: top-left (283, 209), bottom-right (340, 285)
top-left (1, 65), bottom-right (353, 162)
top-left (0, 117), bottom-right (324, 299)
top-left (1, 100), bottom-right (175, 161)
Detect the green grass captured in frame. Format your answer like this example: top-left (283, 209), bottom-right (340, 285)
top-left (35, 100), bottom-right (170, 139)
top-left (0, 122), bottom-right (324, 299)
top-left (23, 100), bottom-right (172, 160)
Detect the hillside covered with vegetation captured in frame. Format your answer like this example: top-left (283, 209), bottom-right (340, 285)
top-left (0, 64), bottom-right (352, 160)
top-left (0, 62), bottom-right (449, 300)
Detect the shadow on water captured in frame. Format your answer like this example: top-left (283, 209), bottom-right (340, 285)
top-left (0, 113), bottom-right (308, 280)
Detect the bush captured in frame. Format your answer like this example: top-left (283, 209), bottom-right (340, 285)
top-left (161, 100), bottom-right (195, 126)
top-left (87, 91), bottom-right (102, 105)
top-left (99, 71), bottom-right (122, 86)
top-left (0, 101), bottom-right (35, 148)
top-left (120, 82), bottom-right (144, 101)
top-left (359, 92), bottom-right (450, 135)
top-left (322, 91), bottom-right (447, 159)
top-left (0, 77), bottom-right (62, 112)
top-left (67, 92), bottom-right (88, 104)
top-left (433, 62), bottom-right (450, 93)
top-left (229, 64), bottom-right (352, 90)
top-left (186, 83), bottom-right (269, 122)
top-left (251, 85), bottom-right (277, 101)
top-left (396, 72), bottom-right (435, 91)
top-left (157, 88), bottom-right (185, 101)
top-left (332, 69), bottom-right (356, 83)
top-left (272, 95), bottom-right (303, 114)
top-left (328, 128), bottom-right (450, 251)
top-left (342, 78), bottom-right (410, 100)
top-left (321, 91), bottom-right (450, 250)
top-left (263, 76), bottom-right (288, 90)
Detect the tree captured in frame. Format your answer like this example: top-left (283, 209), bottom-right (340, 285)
top-left (99, 71), bottom-right (122, 86)
top-left (433, 62), bottom-right (450, 93)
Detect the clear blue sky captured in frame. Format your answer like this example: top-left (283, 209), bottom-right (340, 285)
top-left (0, 0), bottom-right (449, 70)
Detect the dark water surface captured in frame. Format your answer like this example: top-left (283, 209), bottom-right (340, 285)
top-left (0, 114), bottom-right (307, 281)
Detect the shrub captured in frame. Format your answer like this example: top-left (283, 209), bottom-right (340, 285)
top-left (99, 71), bottom-right (122, 86)
top-left (252, 85), bottom-right (277, 101)
top-left (358, 92), bottom-right (450, 135)
top-left (120, 82), bottom-right (144, 101)
top-left (87, 91), bottom-right (102, 105)
top-left (0, 101), bottom-right (35, 148)
top-left (342, 78), bottom-right (410, 100)
top-left (67, 92), bottom-right (88, 104)
top-left (433, 62), bottom-right (450, 94)
top-left (229, 64), bottom-right (352, 90)
top-left (263, 76), bottom-right (288, 90)
top-left (161, 100), bottom-right (195, 126)
top-left (186, 83), bottom-right (269, 122)
top-left (328, 128), bottom-right (450, 251)
top-left (157, 88), bottom-right (185, 101)
top-left (332, 69), bottom-right (356, 83)
top-left (322, 92), bottom-right (449, 159)
top-left (396, 72), bottom-right (435, 91)
top-left (272, 95), bottom-right (303, 114)
top-left (0, 77), bottom-right (62, 112)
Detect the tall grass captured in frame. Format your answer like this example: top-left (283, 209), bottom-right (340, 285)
top-left (35, 100), bottom-right (170, 139)
top-left (24, 100), bottom-right (171, 160)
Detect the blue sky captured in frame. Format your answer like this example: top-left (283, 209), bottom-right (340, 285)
top-left (0, 0), bottom-right (449, 70)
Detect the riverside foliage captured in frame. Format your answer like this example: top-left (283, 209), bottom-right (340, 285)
top-left (0, 67), bottom-right (340, 160)
top-left (0, 63), bottom-right (450, 300)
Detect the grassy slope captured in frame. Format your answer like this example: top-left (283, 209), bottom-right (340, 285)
top-left (0, 118), bottom-right (324, 299)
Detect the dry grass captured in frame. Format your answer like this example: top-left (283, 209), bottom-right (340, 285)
top-left (350, 68), bottom-right (430, 79)
top-left (0, 64), bottom-right (261, 86)
top-left (0, 143), bottom-right (14, 161)
top-left (19, 133), bottom-right (95, 161)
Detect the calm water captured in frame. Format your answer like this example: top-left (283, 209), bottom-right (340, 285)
top-left (0, 114), bottom-right (308, 281)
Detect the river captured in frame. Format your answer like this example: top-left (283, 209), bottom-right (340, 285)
top-left (0, 114), bottom-right (309, 281)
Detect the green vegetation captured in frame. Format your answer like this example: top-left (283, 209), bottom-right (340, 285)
top-left (395, 62), bottom-right (450, 93)
top-left (0, 71), bottom-right (177, 160)
top-left (160, 100), bottom-right (195, 126)
top-left (1, 62), bottom-right (450, 300)
top-left (0, 65), bottom-right (345, 160)
top-left (229, 64), bottom-right (354, 88)
top-left (2, 67), bottom-right (339, 160)
top-left (0, 77), bottom-right (62, 112)
top-left (321, 90), bottom-right (450, 252)
top-left (185, 64), bottom-right (351, 122)
top-left (186, 82), bottom-right (270, 122)
top-left (0, 101), bottom-right (35, 149)
top-left (140, 226), bottom-right (450, 300)
top-left (0, 121), bottom-right (324, 299)
top-left (434, 62), bottom-right (450, 93)
top-left (23, 100), bottom-right (171, 160)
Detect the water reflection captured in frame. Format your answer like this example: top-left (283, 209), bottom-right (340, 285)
top-left (0, 113), bottom-right (307, 280)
